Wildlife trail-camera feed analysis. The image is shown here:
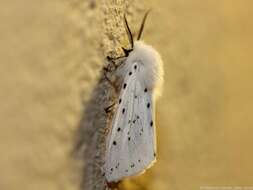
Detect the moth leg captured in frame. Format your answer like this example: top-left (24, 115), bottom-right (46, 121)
top-left (106, 54), bottom-right (126, 61)
top-left (104, 102), bottom-right (116, 113)
top-left (103, 68), bottom-right (117, 91)
top-left (107, 47), bottom-right (132, 60)
top-left (121, 47), bottom-right (132, 57)
top-left (106, 47), bottom-right (132, 64)
top-left (106, 56), bottom-right (117, 68)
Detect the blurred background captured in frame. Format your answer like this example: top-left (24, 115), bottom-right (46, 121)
top-left (0, 0), bottom-right (253, 190)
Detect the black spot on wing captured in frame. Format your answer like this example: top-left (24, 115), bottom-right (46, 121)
top-left (150, 120), bottom-right (153, 127)
top-left (113, 141), bottom-right (117, 145)
top-left (134, 65), bottom-right (137, 70)
top-left (147, 102), bottom-right (150, 108)
top-left (128, 137), bottom-right (131, 141)
top-left (123, 83), bottom-right (127, 89)
top-left (115, 162), bottom-right (120, 169)
top-left (144, 88), bottom-right (147, 92)
top-left (117, 127), bottom-right (121, 132)
top-left (129, 71), bottom-right (132, 75)
top-left (119, 98), bottom-right (122, 104)
top-left (122, 108), bottom-right (125, 114)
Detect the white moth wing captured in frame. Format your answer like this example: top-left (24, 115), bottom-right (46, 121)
top-left (105, 62), bottom-right (156, 182)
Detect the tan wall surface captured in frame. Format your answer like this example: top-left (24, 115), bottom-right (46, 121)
top-left (1, 0), bottom-right (253, 190)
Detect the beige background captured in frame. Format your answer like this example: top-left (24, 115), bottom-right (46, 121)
top-left (1, 0), bottom-right (253, 190)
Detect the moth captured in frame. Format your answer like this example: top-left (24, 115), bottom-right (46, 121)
top-left (104, 11), bottom-right (164, 182)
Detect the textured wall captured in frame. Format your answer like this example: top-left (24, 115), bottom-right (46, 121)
top-left (1, 0), bottom-right (253, 190)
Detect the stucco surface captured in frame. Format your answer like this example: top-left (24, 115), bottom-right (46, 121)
top-left (1, 0), bottom-right (253, 190)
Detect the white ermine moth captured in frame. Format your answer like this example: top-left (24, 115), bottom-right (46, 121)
top-left (104, 11), bottom-right (164, 182)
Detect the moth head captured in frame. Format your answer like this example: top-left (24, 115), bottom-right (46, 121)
top-left (123, 10), bottom-right (151, 56)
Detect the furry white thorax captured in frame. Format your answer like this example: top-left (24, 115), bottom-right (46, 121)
top-left (120, 41), bottom-right (164, 99)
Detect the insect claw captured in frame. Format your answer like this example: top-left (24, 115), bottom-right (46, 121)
top-left (103, 66), bottom-right (109, 72)
top-left (106, 55), bottom-right (113, 61)
top-left (104, 107), bottom-right (110, 113)
top-left (103, 71), bottom-right (117, 91)
top-left (122, 47), bottom-right (132, 57)
top-left (104, 103), bottom-right (116, 113)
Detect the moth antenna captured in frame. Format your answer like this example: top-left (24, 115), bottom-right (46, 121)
top-left (123, 14), bottom-right (134, 49)
top-left (137, 10), bottom-right (151, 40)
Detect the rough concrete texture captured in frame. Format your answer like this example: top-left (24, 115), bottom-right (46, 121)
top-left (1, 0), bottom-right (253, 190)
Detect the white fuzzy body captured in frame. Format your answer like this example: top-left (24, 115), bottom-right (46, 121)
top-left (105, 41), bottom-right (164, 182)
top-left (119, 41), bottom-right (164, 98)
